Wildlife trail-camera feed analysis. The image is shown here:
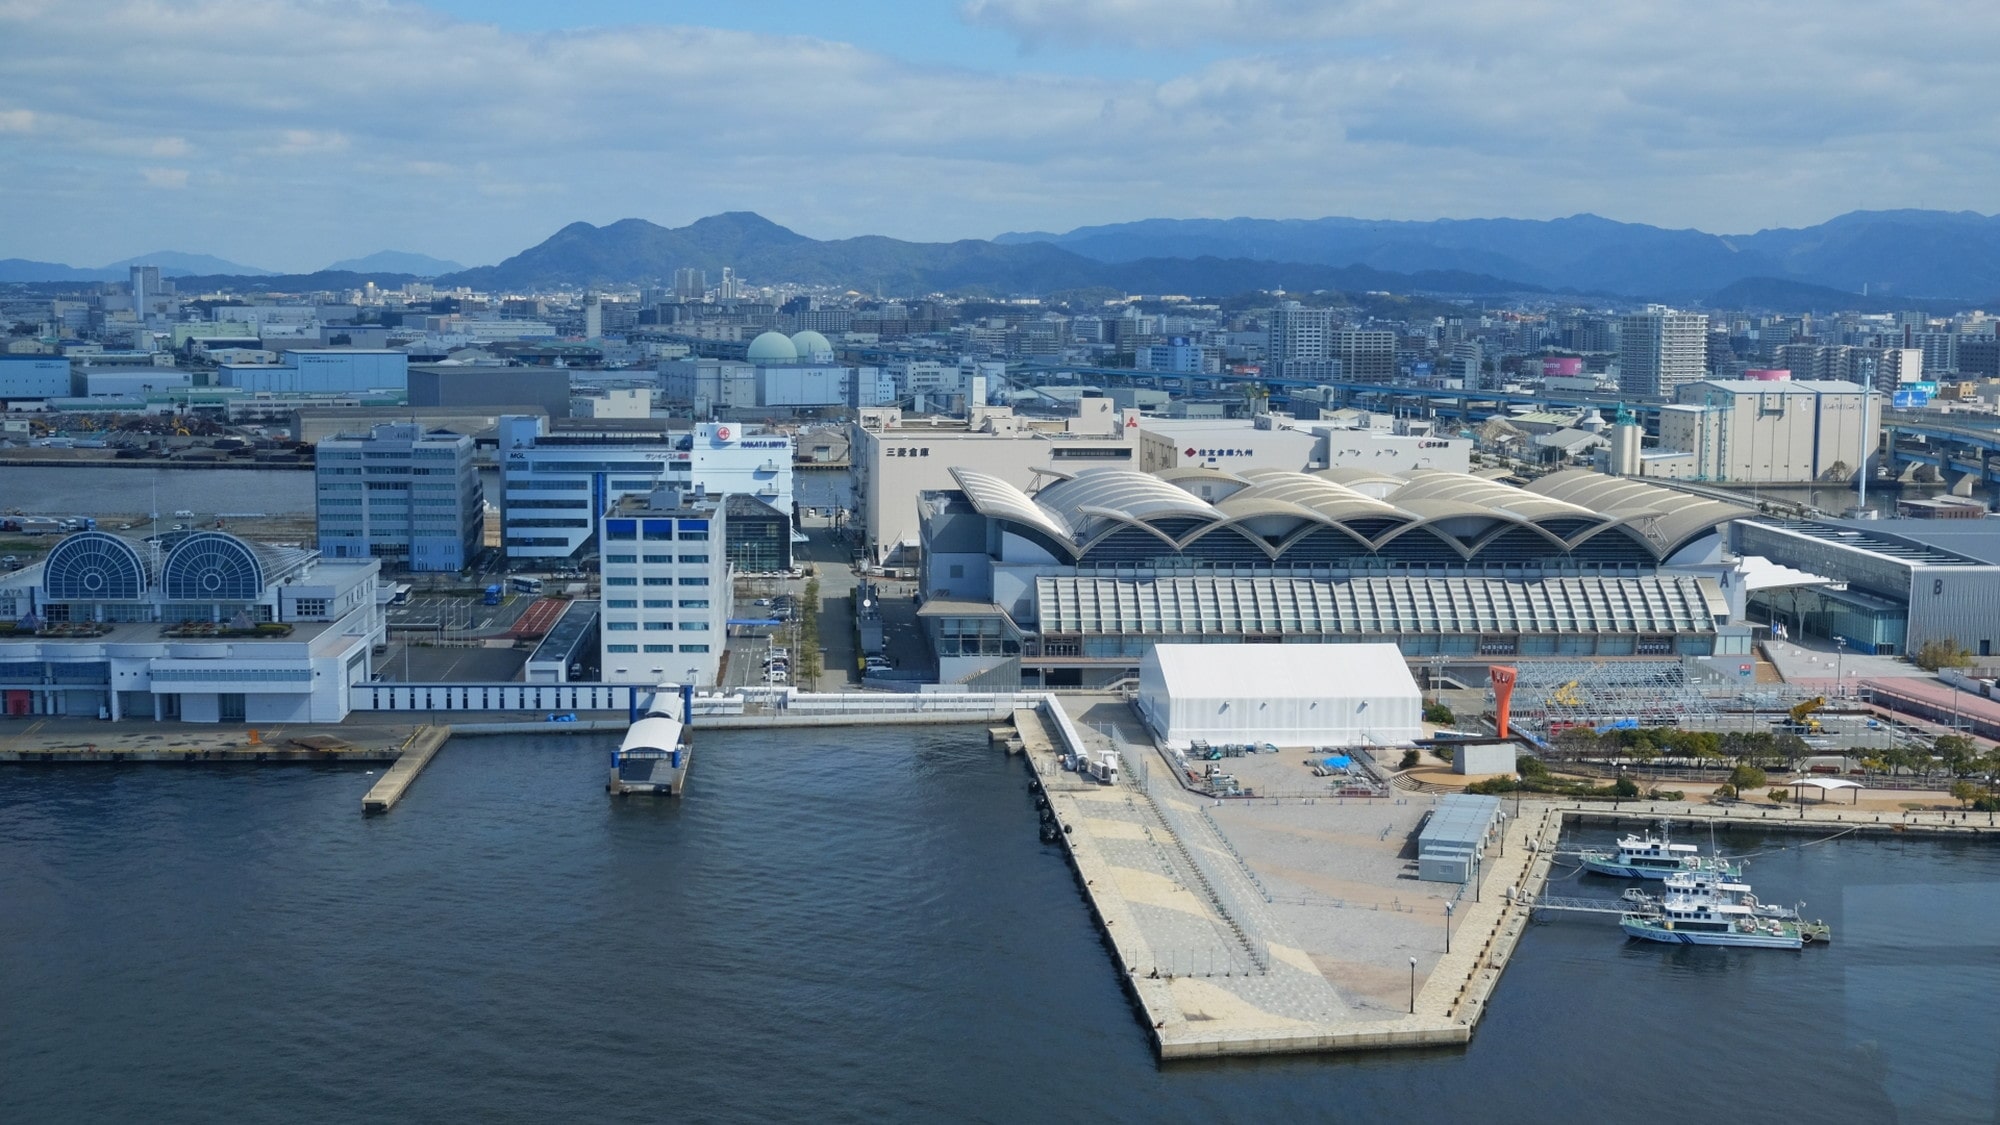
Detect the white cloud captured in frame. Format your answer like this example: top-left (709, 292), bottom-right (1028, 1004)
top-left (0, 0), bottom-right (1996, 270)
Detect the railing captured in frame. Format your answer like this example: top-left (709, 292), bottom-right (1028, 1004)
top-left (1127, 745), bottom-right (1272, 976)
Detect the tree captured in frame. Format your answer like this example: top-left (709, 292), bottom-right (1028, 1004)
top-left (1730, 764), bottom-right (1768, 793)
top-left (1913, 637), bottom-right (1976, 671)
top-left (1399, 749), bottom-right (1421, 770)
top-left (1613, 776), bottom-right (1640, 798)
top-left (1951, 780), bottom-right (1982, 807)
top-left (1767, 789), bottom-right (1791, 804)
top-left (1935, 734), bottom-right (1981, 777)
top-left (1517, 754), bottom-right (1550, 780)
top-left (1774, 733), bottom-right (1810, 772)
top-left (1423, 701), bottom-right (1455, 725)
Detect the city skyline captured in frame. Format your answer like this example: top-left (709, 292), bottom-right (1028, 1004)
top-left (3, 0), bottom-right (1998, 271)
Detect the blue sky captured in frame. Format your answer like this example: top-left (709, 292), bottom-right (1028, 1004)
top-left (1, 0), bottom-right (1995, 272)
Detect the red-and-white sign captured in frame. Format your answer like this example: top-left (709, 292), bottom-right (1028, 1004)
top-left (716, 426), bottom-right (732, 441)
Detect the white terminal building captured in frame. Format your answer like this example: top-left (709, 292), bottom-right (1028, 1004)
top-left (498, 415), bottom-right (793, 568)
top-left (1138, 643), bottom-right (1424, 750)
top-left (597, 488), bottom-right (731, 687)
top-left (0, 532), bottom-right (384, 722)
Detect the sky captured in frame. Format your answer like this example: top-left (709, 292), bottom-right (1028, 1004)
top-left (1, 0), bottom-right (1996, 273)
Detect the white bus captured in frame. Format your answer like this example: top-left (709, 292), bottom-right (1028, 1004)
top-left (509, 576), bottom-right (545, 596)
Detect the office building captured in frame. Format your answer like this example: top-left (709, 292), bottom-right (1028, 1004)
top-left (0, 532), bottom-right (384, 722)
top-left (315, 424), bottom-right (484, 572)
top-left (1619, 308), bottom-right (1709, 396)
top-left (599, 487), bottom-right (730, 687)
top-left (497, 415), bottom-right (792, 565)
top-left (673, 268), bottom-right (706, 301)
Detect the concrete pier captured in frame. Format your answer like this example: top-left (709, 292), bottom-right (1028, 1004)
top-left (361, 725), bottom-right (451, 815)
top-left (1019, 701), bottom-right (1567, 1059)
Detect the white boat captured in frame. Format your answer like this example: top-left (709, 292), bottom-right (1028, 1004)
top-left (1622, 869), bottom-right (1801, 921)
top-left (1578, 824), bottom-right (1742, 880)
top-left (609, 684), bottom-right (693, 796)
top-left (1619, 898), bottom-right (1811, 948)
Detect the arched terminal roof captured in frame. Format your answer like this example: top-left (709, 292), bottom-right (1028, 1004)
top-left (947, 465), bottom-right (1747, 566)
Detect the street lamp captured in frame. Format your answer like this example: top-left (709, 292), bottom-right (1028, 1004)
top-left (1835, 636), bottom-right (1847, 698)
top-left (1444, 901), bottom-right (1454, 954)
top-left (1409, 956), bottom-right (1418, 1014)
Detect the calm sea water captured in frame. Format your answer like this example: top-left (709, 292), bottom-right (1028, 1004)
top-left (3, 728), bottom-right (1997, 1123)
top-left (0, 464), bottom-right (315, 516)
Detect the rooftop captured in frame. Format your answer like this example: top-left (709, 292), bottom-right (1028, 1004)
top-left (1144, 641), bottom-right (1421, 702)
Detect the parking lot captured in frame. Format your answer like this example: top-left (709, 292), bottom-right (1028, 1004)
top-left (384, 592), bottom-right (535, 638)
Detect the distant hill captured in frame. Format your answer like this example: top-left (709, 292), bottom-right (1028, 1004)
top-left (0, 250), bottom-right (276, 282)
top-left (0, 258), bottom-right (103, 283)
top-left (324, 250), bottom-right (465, 275)
top-left (997, 209), bottom-right (2000, 300)
top-left (435, 212), bottom-right (1539, 298)
top-left (104, 251), bottom-right (274, 276)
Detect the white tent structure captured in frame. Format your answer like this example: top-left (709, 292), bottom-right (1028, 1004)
top-left (1136, 643), bottom-right (1422, 750)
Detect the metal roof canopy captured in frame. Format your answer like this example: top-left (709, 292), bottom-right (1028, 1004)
top-left (1036, 574), bottom-right (1723, 637)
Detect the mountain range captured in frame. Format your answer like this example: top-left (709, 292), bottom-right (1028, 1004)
top-left (433, 212), bottom-right (1532, 298)
top-left (996, 210), bottom-right (2000, 301)
top-left (8, 209), bottom-right (2000, 307)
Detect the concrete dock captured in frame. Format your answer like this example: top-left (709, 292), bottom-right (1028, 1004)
top-left (361, 724), bottom-right (452, 814)
top-left (1014, 696), bottom-right (1998, 1061)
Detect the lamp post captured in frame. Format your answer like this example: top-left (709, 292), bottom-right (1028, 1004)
top-left (1409, 956), bottom-right (1417, 1014)
top-left (1444, 901), bottom-right (1454, 954)
top-left (1835, 636), bottom-right (1847, 699)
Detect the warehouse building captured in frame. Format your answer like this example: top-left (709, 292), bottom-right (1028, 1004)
top-left (1417, 794), bottom-right (1503, 883)
top-left (1137, 642), bottom-right (1423, 749)
top-left (1733, 517), bottom-right (2000, 656)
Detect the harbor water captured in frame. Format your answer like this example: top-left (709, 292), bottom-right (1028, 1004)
top-left (3, 727), bottom-right (1997, 1123)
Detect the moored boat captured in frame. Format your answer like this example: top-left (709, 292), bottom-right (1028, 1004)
top-left (1579, 823), bottom-right (1743, 880)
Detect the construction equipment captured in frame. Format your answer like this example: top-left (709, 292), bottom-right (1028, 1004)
top-left (1779, 696), bottom-right (1826, 734)
top-left (1546, 679), bottom-right (1582, 708)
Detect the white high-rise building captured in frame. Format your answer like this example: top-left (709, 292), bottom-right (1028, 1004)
top-left (598, 488), bottom-right (731, 687)
top-left (1266, 302), bottom-right (1336, 380)
top-left (1618, 307), bottom-right (1710, 396)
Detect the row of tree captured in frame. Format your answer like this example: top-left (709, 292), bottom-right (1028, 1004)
top-left (1546, 724), bottom-right (1996, 784)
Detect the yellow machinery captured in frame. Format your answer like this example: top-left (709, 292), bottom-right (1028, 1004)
top-left (1784, 696), bottom-right (1825, 733)
top-left (1546, 680), bottom-right (1581, 708)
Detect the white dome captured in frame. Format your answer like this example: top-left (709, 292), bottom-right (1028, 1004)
top-left (746, 331), bottom-right (798, 363)
top-left (789, 330), bottom-right (833, 361)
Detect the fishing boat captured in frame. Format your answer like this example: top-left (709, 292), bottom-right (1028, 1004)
top-left (1578, 823), bottom-right (1742, 879)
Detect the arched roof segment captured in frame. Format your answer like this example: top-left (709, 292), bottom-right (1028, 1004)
top-left (161, 532), bottom-right (266, 601)
top-left (43, 532), bottom-right (148, 600)
top-left (1525, 470), bottom-right (1750, 556)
